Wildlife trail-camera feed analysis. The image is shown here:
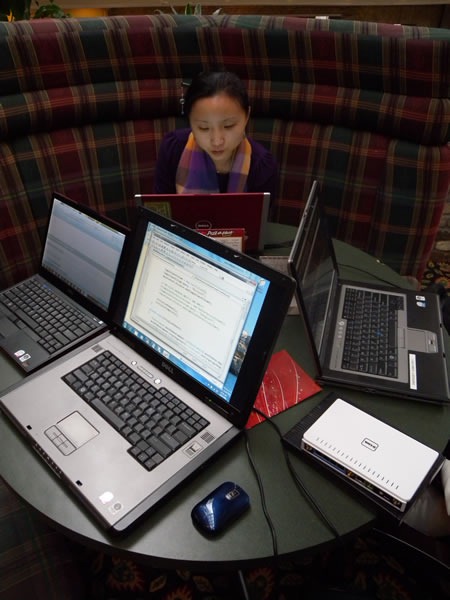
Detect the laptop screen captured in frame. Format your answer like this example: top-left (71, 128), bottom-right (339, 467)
top-left (41, 197), bottom-right (127, 311)
top-left (289, 182), bottom-right (336, 356)
top-left (122, 220), bottom-right (270, 402)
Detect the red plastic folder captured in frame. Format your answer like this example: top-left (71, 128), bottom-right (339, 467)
top-left (246, 350), bottom-right (322, 429)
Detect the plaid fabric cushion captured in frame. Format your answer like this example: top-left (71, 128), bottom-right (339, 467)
top-left (0, 119), bottom-right (168, 285)
top-left (250, 119), bottom-right (450, 277)
top-left (0, 15), bottom-right (448, 287)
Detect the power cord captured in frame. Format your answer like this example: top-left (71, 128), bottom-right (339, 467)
top-left (237, 569), bottom-right (250, 600)
top-left (243, 429), bottom-right (278, 557)
top-left (242, 409), bottom-right (345, 599)
top-left (242, 428), bottom-right (281, 600)
top-left (251, 406), bottom-right (343, 543)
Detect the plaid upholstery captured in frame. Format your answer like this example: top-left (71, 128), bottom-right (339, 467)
top-left (0, 14), bottom-right (449, 287)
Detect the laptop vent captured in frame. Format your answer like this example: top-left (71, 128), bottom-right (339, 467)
top-left (32, 442), bottom-right (63, 479)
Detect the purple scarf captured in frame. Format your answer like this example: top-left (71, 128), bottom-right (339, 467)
top-left (176, 132), bottom-right (251, 194)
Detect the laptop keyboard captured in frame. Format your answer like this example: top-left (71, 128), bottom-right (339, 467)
top-left (62, 350), bottom-right (210, 471)
top-left (341, 288), bottom-right (404, 378)
top-left (0, 278), bottom-right (99, 354)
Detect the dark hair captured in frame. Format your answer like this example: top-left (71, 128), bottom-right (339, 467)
top-left (183, 71), bottom-right (250, 118)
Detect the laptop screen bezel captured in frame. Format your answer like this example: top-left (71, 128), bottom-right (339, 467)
top-left (112, 206), bottom-right (295, 429)
top-left (287, 181), bottom-right (340, 375)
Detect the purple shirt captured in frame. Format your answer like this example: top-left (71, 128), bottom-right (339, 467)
top-left (153, 128), bottom-right (278, 210)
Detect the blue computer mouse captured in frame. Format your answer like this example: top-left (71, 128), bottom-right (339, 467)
top-left (191, 481), bottom-right (250, 535)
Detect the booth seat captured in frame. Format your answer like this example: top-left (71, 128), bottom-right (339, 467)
top-left (0, 13), bottom-right (450, 598)
top-left (0, 14), bottom-right (449, 285)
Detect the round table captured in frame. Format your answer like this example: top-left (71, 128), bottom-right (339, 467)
top-left (0, 235), bottom-right (448, 570)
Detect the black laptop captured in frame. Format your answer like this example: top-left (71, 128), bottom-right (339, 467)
top-left (0, 206), bottom-right (295, 533)
top-left (0, 193), bottom-right (129, 373)
top-left (288, 181), bottom-right (450, 403)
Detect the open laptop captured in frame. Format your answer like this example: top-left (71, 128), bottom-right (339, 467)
top-left (288, 181), bottom-right (450, 403)
top-left (135, 192), bottom-right (270, 254)
top-left (0, 193), bottom-right (129, 373)
top-left (0, 206), bottom-right (295, 534)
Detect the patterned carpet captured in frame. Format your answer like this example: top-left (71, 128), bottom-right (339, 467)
top-left (83, 527), bottom-right (450, 599)
top-left (421, 260), bottom-right (450, 291)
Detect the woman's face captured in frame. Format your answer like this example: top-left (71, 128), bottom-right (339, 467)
top-left (189, 92), bottom-right (250, 172)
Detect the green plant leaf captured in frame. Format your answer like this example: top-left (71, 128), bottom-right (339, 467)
top-left (33, 0), bottom-right (68, 18)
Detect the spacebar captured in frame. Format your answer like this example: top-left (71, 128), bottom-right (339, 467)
top-left (14, 308), bottom-right (37, 329)
top-left (90, 399), bottom-right (126, 431)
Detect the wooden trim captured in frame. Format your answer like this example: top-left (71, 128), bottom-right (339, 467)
top-left (60, 1), bottom-right (450, 6)
top-left (60, 3), bottom-right (450, 27)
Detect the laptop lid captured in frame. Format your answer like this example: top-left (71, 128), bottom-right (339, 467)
top-left (135, 192), bottom-right (270, 254)
top-left (113, 205), bottom-right (295, 429)
top-left (40, 193), bottom-right (129, 316)
top-left (287, 181), bottom-right (337, 375)
top-left (0, 207), bottom-right (295, 533)
top-left (288, 182), bottom-right (450, 403)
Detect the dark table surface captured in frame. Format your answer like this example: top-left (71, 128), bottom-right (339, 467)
top-left (1, 235), bottom-right (448, 571)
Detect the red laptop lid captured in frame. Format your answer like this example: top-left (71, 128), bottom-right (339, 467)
top-left (135, 192), bottom-right (270, 254)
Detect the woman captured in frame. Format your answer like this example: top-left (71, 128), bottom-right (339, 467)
top-left (154, 71), bottom-right (278, 203)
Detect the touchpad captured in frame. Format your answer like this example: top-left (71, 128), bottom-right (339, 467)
top-left (407, 329), bottom-right (438, 353)
top-left (58, 412), bottom-right (99, 447)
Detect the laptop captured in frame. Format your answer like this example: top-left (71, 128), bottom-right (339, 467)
top-left (288, 181), bottom-right (450, 403)
top-left (135, 192), bottom-right (270, 254)
top-left (0, 206), bottom-right (295, 534)
top-left (283, 393), bottom-right (444, 516)
top-left (0, 193), bottom-right (129, 373)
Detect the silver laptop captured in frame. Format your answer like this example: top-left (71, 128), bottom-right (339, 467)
top-left (0, 193), bottom-right (129, 373)
top-left (288, 181), bottom-right (449, 403)
top-left (0, 206), bottom-right (295, 534)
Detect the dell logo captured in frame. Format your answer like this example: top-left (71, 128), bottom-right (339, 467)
top-left (195, 219), bottom-right (213, 229)
top-left (161, 361), bottom-right (174, 375)
top-left (362, 438), bottom-right (378, 451)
